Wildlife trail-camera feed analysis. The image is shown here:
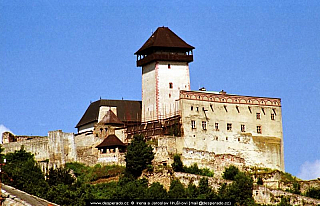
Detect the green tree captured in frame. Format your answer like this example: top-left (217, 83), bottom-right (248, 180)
top-left (222, 165), bottom-right (240, 180)
top-left (125, 135), bottom-right (154, 178)
top-left (277, 197), bottom-right (292, 206)
top-left (145, 182), bottom-right (168, 199)
top-left (172, 154), bottom-right (184, 172)
top-left (305, 187), bottom-right (320, 199)
top-left (46, 167), bottom-right (75, 186)
top-left (186, 182), bottom-right (199, 198)
top-left (168, 179), bottom-right (186, 199)
top-left (3, 146), bottom-right (49, 197)
top-left (197, 177), bottom-right (215, 199)
top-left (112, 178), bottom-right (148, 199)
top-left (218, 183), bottom-right (229, 199)
top-left (227, 172), bottom-right (254, 205)
top-left (0, 145), bottom-right (5, 163)
top-left (291, 181), bottom-right (301, 195)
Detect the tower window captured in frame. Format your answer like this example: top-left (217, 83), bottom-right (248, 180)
top-left (191, 120), bottom-right (196, 129)
top-left (241, 124), bottom-right (245, 132)
top-left (257, 126), bottom-right (262, 134)
top-left (236, 106), bottom-right (240, 113)
top-left (215, 123), bottom-right (219, 131)
top-left (191, 106), bottom-right (193, 111)
top-left (168, 64), bottom-right (171, 69)
top-left (169, 94), bottom-right (171, 98)
top-left (169, 82), bottom-right (173, 89)
top-left (227, 123), bottom-right (232, 131)
top-left (256, 113), bottom-right (261, 119)
top-left (202, 121), bottom-right (207, 130)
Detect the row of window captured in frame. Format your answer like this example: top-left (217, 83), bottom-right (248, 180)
top-left (191, 105), bottom-right (276, 120)
top-left (191, 120), bottom-right (263, 134)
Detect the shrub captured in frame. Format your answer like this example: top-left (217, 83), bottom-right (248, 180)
top-left (172, 154), bottom-right (184, 172)
top-left (222, 165), bottom-right (240, 180)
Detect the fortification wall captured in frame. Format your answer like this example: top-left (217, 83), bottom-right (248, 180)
top-left (3, 137), bottom-right (50, 162)
top-left (74, 132), bottom-right (101, 166)
top-left (2, 130), bottom-right (77, 169)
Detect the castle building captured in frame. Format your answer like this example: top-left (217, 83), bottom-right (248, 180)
top-left (130, 27), bottom-right (284, 171)
top-left (74, 26), bottom-right (284, 171)
top-left (2, 27), bottom-right (284, 172)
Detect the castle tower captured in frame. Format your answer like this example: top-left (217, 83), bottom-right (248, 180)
top-left (135, 27), bottom-right (194, 122)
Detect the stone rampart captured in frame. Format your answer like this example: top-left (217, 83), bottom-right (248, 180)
top-left (2, 130), bottom-right (77, 170)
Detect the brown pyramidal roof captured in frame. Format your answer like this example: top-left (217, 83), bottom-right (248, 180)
top-left (95, 134), bottom-right (126, 148)
top-left (135, 27), bottom-right (194, 55)
top-left (98, 110), bottom-right (124, 125)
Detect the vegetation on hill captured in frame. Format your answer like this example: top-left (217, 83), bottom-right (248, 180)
top-left (171, 154), bottom-right (214, 177)
top-left (2, 138), bottom-right (318, 205)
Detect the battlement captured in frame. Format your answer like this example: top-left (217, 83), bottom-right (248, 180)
top-left (2, 131), bottom-right (46, 144)
top-left (180, 90), bottom-right (281, 107)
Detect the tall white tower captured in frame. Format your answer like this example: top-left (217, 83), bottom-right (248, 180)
top-left (135, 27), bottom-right (194, 122)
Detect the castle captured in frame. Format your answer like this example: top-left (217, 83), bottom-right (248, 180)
top-left (2, 27), bottom-right (284, 173)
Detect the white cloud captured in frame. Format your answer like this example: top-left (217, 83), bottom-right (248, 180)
top-left (0, 124), bottom-right (14, 144)
top-left (297, 160), bottom-right (320, 180)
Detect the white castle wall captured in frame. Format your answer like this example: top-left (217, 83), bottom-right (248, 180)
top-left (179, 91), bottom-right (284, 171)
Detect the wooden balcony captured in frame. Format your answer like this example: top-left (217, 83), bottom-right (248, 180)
top-left (137, 53), bottom-right (193, 67)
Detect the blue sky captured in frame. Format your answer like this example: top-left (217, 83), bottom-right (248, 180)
top-left (1, 1), bottom-right (319, 180)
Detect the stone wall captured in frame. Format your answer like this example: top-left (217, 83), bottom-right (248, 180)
top-left (155, 139), bottom-right (247, 176)
top-left (74, 132), bottom-right (102, 166)
top-left (253, 185), bottom-right (320, 205)
top-left (2, 130), bottom-right (77, 169)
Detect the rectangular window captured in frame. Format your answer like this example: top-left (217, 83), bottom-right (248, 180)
top-left (191, 120), bottom-right (196, 129)
top-left (224, 105), bottom-right (228, 112)
top-left (241, 124), bottom-right (245, 132)
top-left (271, 113), bottom-right (275, 120)
top-left (169, 82), bottom-right (173, 89)
top-left (257, 126), bottom-right (262, 134)
top-left (191, 106), bottom-right (193, 111)
top-left (236, 106), bottom-right (240, 113)
top-left (168, 64), bottom-right (171, 69)
top-left (215, 123), bottom-right (219, 131)
top-left (256, 113), bottom-right (261, 119)
top-left (202, 121), bottom-right (207, 130)
top-left (227, 123), bottom-right (232, 131)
